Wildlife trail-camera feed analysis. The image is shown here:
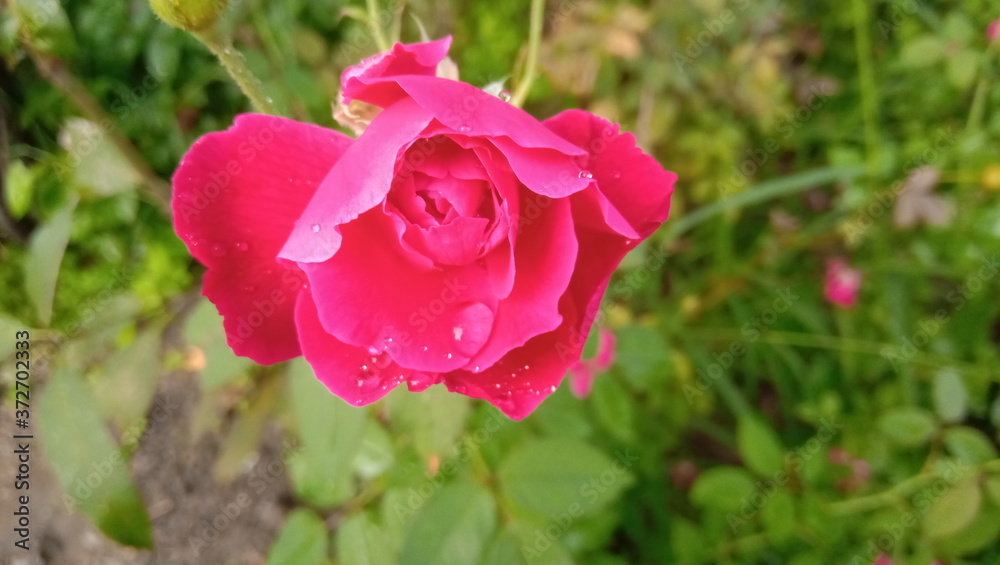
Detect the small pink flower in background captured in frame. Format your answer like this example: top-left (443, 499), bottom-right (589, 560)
top-left (568, 329), bottom-right (617, 398)
top-left (824, 258), bottom-right (862, 308)
top-left (988, 20), bottom-right (1000, 42)
top-left (872, 556), bottom-right (892, 565)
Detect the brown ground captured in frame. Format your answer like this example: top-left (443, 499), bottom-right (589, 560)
top-left (0, 302), bottom-right (293, 565)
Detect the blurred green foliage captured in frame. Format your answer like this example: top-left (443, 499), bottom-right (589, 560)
top-left (2, 0), bottom-right (1000, 564)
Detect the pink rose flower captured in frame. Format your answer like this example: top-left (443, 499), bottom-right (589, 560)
top-left (172, 37), bottom-right (676, 419)
top-left (989, 20), bottom-right (1000, 42)
top-left (568, 328), bottom-right (617, 398)
top-left (824, 258), bottom-right (862, 309)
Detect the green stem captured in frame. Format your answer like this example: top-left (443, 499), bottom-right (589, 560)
top-left (193, 29), bottom-right (277, 115)
top-left (510, 0), bottom-right (545, 108)
top-left (366, 0), bottom-right (390, 52)
top-left (664, 165), bottom-right (865, 242)
top-left (965, 43), bottom-right (999, 135)
top-left (851, 0), bottom-right (880, 176)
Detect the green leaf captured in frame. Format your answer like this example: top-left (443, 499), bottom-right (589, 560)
top-left (24, 200), bottom-right (75, 326)
top-left (92, 328), bottom-right (161, 434)
top-left (877, 407), bottom-right (937, 447)
top-left (934, 499), bottom-right (1000, 555)
top-left (760, 488), bottom-right (796, 544)
top-left (932, 369), bottom-right (968, 423)
top-left (481, 528), bottom-right (528, 565)
top-left (266, 509), bottom-right (328, 565)
top-left (287, 358), bottom-right (367, 507)
top-left (900, 36), bottom-right (945, 67)
top-left (38, 368), bottom-right (152, 547)
top-left (58, 118), bottom-right (141, 198)
top-left (400, 482), bottom-right (496, 565)
top-left (386, 384), bottom-right (470, 459)
top-left (182, 298), bottom-right (253, 389)
top-left (4, 160), bottom-right (35, 219)
top-left (590, 374), bottom-right (636, 444)
top-left (985, 475), bottom-right (1000, 508)
top-left (335, 512), bottom-right (398, 565)
top-left (737, 415), bottom-right (785, 476)
top-left (670, 517), bottom-right (708, 565)
top-left (690, 466), bottom-right (757, 514)
top-left (498, 439), bottom-right (634, 519)
top-left (942, 426), bottom-right (998, 464)
top-left (924, 478), bottom-right (981, 539)
top-left (946, 49), bottom-right (980, 90)
top-left (614, 325), bottom-right (669, 387)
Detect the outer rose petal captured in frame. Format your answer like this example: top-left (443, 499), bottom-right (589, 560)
top-left (172, 114), bottom-right (352, 364)
top-left (341, 37), bottom-right (452, 104)
top-left (295, 290), bottom-right (409, 406)
top-left (543, 109), bottom-right (676, 237)
top-left (279, 98), bottom-right (434, 264)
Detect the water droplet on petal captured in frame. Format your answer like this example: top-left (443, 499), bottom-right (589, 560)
top-left (421, 346), bottom-right (429, 352)
top-left (311, 224), bottom-right (321, 232)
top-left (356, 379), bottom-right (364, 387)
top-left (367, 346), bottom-right (380, 355)
top-left (498, 89), bottom-right (511, 102)
top-left (446, 353), bottom-right (453, 359)
top-left (211, 243), bottom-right (225, 256)
top-left (234, 241), bottom-right (248, 252)
top-left (611, 170), bottom-right (622, 179)
top-left (578, 170), bottom-right (593, 179)
top-left (474, 366), bottom-right (481, 373)
top-left (549, 385), bottom-right (557, 392)
top-left (458, 125), bottom-right (471, 133)
top-left (453, 327), bottom-right (464, 341)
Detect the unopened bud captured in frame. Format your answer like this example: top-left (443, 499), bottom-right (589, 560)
top-left (149, 0), bottom-right (228, 32)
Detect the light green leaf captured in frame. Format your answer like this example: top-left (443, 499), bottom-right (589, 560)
top-left (932, 369), bottom-right (968, 423)
top-left (924, 478), bottom-right (981, 539)
top-left (266, 509), bottom-right (328, 565)
top-left (4, 160), bottom-right (35, 219)
top-left (38, 368), bottom-right (152, 547)
top-left (877, 407), bottom-right (937, 447)
top-left (24, 200), bottom-right (75, 326)
top-left (386, 384), bottom-right (470, 459)
top-left (942, 426), bottom-right (998, 464)
top-left (690, 466), bottom-right (757, 514)
top-left (498, 439), bottom-right (634, 519)
top-left (58, 118), bottom-right (140, 198)
top-left (933, 499), bottom-right (1000, 555)
top-left (761, 488), bottom-right (796, 543)
top-left (737, 415), bottom-right (785, 476)
top-left (92, 328), bottom-right (161, 434)
top-left (336, 512), bottom-right (398, 565)
top-left (182, 298), bottom-right (253, 389)
top-left (900, 36), bottom-right (945, 68)
top-left (287, 358), bottom-right (366, 507)
top-left (400, 482), bottom-right (496, 565)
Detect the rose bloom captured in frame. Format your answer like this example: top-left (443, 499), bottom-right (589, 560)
top-left (172, 37), bottom-right (676, 419)
top-left (824, 258), bottom-right (862, 309)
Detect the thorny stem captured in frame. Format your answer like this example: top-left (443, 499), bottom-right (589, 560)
top-left (193, 28), bottom-right (278, 115)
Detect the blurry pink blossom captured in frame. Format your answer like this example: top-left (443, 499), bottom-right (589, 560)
top-left (988, 20), bottom-right (1000, 42)
top-left (825, 258), bottom-right (862, 308)
top-left (568, 328), bottom-right (617, 398)
top-left (872, 555), bottom-right (892, 565)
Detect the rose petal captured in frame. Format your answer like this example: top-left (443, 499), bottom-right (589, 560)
top-left (300, 211), bottom-right (498, 373)
top-left (295, 290), bottom-right (408, 406)
top-left (464, 194), bottom-right (578, 370)
top-left (279, 98), bottom-right (434, 264)
top-left (172, 114), bottom-right (352, 364)
top-left (341, 36), bottom-right (453, 104)
top-left (544, 109), bottom-right (676, 237)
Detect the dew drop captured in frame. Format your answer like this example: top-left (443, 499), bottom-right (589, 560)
top-left (367, 346), bottom-right (380, 355)
top-left (356, 379), bottom-right (364, 387)
top-left (421, 346), bottom-right (429, 352)
top-left (311, 224), bottom-right (321, 232)
top-left (446, 353), bottom-right (453, 359)
top-left (493, 383), bottom-right (500, 389)
top-left (578, 170), bottom-right (593, 179)
top-left (474, 366), bottom-right (481, 373)
top-left (211, 243), bottom-right (225, 256)
top-left (498, 90), bottom-right (511, 102)
top-left (234, 241), bottom-right (248, 252)
top-left (453, 327), bottom-right (464, 341)
top-left (458, 125), bottom-right (471, 133)
top-left (611, 170), bottom-right (622, 179)
top-left (549, 385), bottom-right (557, 393)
